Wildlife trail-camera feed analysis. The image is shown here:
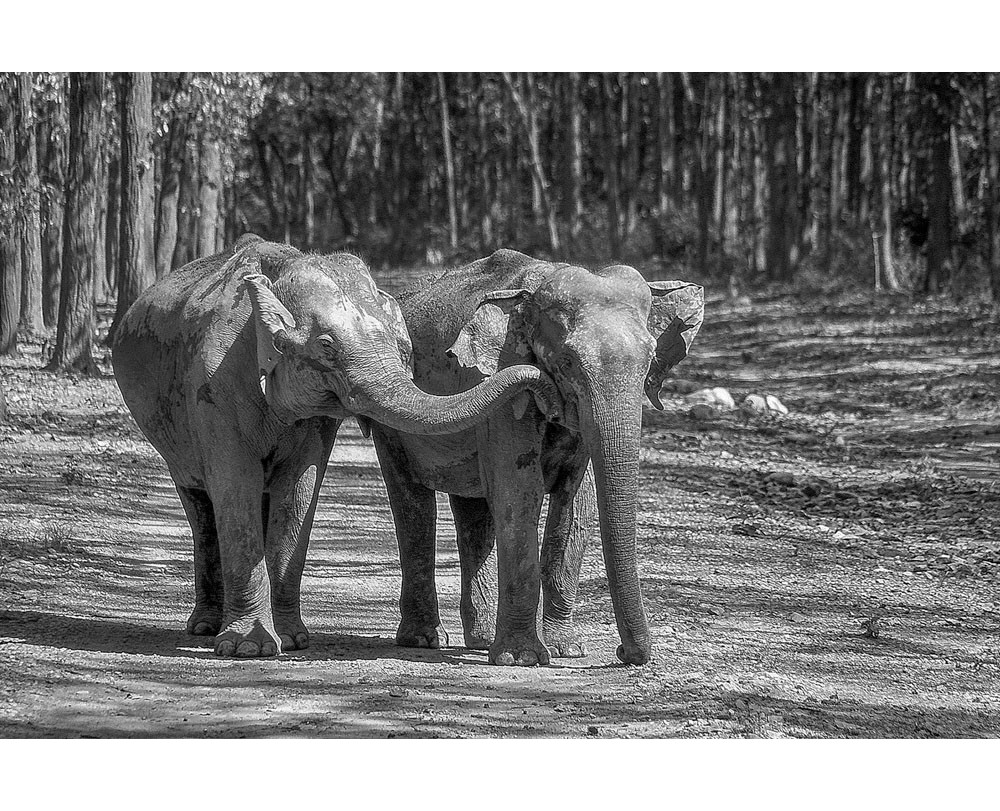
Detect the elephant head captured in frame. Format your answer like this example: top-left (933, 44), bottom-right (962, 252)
top-left (234, 238), bottom-right (560, 436)
top-left (449, 262), bottom-right (704, 664)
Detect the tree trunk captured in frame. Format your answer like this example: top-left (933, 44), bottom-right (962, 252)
top-left (110, 72), bottom-right (155, 342)
top-left (764, 73), bottom-right (799, 281)
top-left (39, 76), bottom-right (67, 328)
top-left (48, 72), bottom-right (105, 375)
top-left (601, 73), bottom-right (622, 258)
top-left (437, 73), bottom-right (458, 251)
top-left (564, 72), bottom-right (583, 243)
top-left (844, 73), bottom-right (865, 222)
top-left (154, 77), bottom-right (189, 278)
top-left (713, 73), bottom-right (729, 276)
top-left (15, 73), bottom-right (45, 335)
top-left (172, 123), bottom-right (199, 268)
top-left (875, 74), bottom-right (901, 291)
top-left (302, 132), bottom-right (315, 251)
top-left (920, 74), bottom-right (955, 295)
top-left (104, 153), bottom-right (119, 300)
top-left (503, 72), bottom-right (560, 252)
top-left (694, 75), bottom-right (712, 277)
top-left (197, 135), bottom-right (222, 256)
top-left (0, 75), bottom-right (21, 356)
top-left (985, 76), bottom-right (1000, 302)
top-left (949, 123), bottom-right (967, 231)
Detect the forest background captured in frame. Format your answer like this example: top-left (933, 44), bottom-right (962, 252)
top-left (2, 71), bottom-right (1000, 384)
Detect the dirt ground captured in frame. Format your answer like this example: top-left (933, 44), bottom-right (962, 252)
top-left (1, 287), bottom-right (999, 738)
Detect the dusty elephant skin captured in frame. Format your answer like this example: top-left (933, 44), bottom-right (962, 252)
top-left (371, 249), bottom-right (704, 666)
top-left (111, 236), bottom-right (560, 658)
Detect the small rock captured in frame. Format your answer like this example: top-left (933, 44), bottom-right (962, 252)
top-left (689, 403), bottom-right (719, 421)
top-left (587, 725), bottom-right (600, 736)
top-left (388, 687), bottom-right (409, 698)
top-left (741, 394), bottom-right (768, 414)
top-left (765, 471), bottom-right (796, 486)
top-left (662, 378), bottom-right (701, 395)
top-left (789, 612), bottom-right (807, 623)
top-left (765, 394), bottom-right (789, 415)
top-left (686, 387), bottom-right (736, 410)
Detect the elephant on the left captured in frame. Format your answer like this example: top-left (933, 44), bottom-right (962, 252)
top-left (112, 234), bottom-right (560, 657)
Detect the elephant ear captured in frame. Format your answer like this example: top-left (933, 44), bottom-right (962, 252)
top-left (245, 273), bottom-right (297, 395)
top-left (376, 289), bottom-right (413, 373)
top-left (644, 281), bottom-right (705, 409)
top-left (448, 289), bottom-right (532, 376)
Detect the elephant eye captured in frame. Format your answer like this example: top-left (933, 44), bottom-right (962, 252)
top-left (315, 334), bottom-right (337, 357)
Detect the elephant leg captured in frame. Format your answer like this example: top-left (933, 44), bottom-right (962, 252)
top-left (449, 494), bottom-right (497, 649)
top-left (541, 463), bottom-right (595, 658)
top-left (481, 411), bottom-right (550, 667)
top-left (176, 485), bottom-right (223, 636)
top-left (205, 454), bottom-right (279, 658)
top-left (264, 420), bottom-right (338, 652)
top-left (372, 427), bottom-right (448, 649)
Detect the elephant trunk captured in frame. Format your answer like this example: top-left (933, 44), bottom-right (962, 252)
top-left (582, 387), bottom-right (651, 665)
top-left (348, 361), bottom-right (560, 437)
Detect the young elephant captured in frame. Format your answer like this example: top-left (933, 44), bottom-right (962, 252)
top-left (371, 249), bottom-right (704, 666)
top-left (112, 236), bottom-right (558, 658)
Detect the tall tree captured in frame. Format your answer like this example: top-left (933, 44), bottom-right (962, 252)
top-left (985, 74), bottom-right (1000, 302)
top-left (763, 72), bottom-right (799, 280)
top-left (0, 74), bottom-right (21, 356)
top-left (111, 72), bottom-right (155, 341)
top-left (15, 73), bottom-right (44, 335)
top-left (196, 135), bottom-right (222, 255)
top-left (38, 76), bottom-right (67, 327)
top-left (918, 73), bottom-right (956, 295)
top-left (154, 73), bottom-right (190, 277)
top-left (48, 72), bottom-right (105, 375)
top-left (503, 72), bottom-right (560, 252)
top-left (563, 72), bottom-right (583, 244)
top-left (437, 73), bottom-right (458, 251)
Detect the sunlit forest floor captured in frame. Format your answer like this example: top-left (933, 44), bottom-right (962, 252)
top-left (1, 280), bottom-right (999, 738)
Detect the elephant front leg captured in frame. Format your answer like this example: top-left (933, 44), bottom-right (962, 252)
top-left (482, 413), bottom-right (550, 667)
top-left (264, 422), bottom-right (338, 652)
top-left (372, 428), bottom-right (449, 649)
top-left (208, 461), bottom-right (280, 658)
top-left (450, 494), bottom-right (497, 649)
top-left (176, 485), bottom-right (223, 636)
top-left (264, 466), bottom-right (321, 652)
top-left (541, 464), bottom-right (595, 658)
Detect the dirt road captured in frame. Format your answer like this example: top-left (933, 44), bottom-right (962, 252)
top-left (1, 291), bottom-right (998, 737)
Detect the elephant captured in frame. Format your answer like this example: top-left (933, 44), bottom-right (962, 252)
top-left (112, 235), bottom-right (560, 658)
top-left (370, 249), bottom-right (704, 666)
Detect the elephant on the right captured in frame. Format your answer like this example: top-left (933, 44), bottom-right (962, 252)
top-left (371, 249), bottom-right (704, 666)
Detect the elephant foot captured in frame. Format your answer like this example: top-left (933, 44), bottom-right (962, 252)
top-left (489, 632), bottom-right (551, 667)
top-left (214, 617), bottom-right (281, 658)
top-left (543, 621), bottom-right (587, 658)
top-left (186, 606), bottom-right (222, 637)
top-left (274, 615), bottom-right (310, 651)
top-left (396, 619), bottom-right (449, 649)
top-left (463, 632), bottom-right (492, 650)
top-left (461, 611), bottom-right (495, 650)
top-left (546, 636), bottom-right (587, 658)
top-left (616, 640), bottom-right (652, 666)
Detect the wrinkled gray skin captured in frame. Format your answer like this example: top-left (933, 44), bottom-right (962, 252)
top-left (112, 236), bottom-right (560, 658)
top-left (371, 249), bottom-right (704, 666)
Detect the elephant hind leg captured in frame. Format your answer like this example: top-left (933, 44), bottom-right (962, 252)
top-left (372, 428), bottom-right (448, 649)
top-left (176, 485), bottom-right (223, 636)
top-left (450, 494), bottom-right (496, 650)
